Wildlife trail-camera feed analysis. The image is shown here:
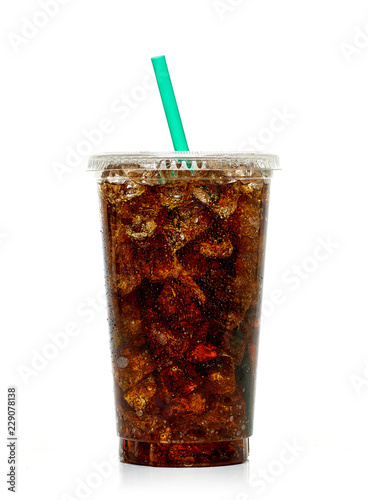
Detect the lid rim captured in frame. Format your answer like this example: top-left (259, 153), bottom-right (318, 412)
top-left (88, 151), bottom-right (280, 171)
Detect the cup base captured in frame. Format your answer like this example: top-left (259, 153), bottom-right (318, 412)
top-left (119, 438), bottom-right (249, 467)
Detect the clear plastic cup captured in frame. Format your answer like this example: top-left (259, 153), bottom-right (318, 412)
top-left (88, 152), bottom-right (279, 467)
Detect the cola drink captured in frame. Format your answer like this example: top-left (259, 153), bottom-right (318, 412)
top-left (89, 153), bottom-right (278, 467)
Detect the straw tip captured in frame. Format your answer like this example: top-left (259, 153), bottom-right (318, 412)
top-left (151, 55), bottom-right (166, 62)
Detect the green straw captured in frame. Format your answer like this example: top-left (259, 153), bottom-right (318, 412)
top-left (151, 55), bottom-right (189, 152)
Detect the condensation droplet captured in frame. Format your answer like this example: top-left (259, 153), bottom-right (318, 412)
top-left (117, 357), bottom-right (129, 369)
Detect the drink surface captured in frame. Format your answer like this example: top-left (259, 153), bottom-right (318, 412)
top-left (98, 167), bottom-right (270, 465)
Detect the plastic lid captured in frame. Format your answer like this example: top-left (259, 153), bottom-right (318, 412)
top-left (88, 151), bottom-right (280, 171)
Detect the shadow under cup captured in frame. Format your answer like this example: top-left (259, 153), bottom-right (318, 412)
top-left (89, 152), bottom-right (279, 467)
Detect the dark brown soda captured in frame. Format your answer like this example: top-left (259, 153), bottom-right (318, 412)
top-left (99, 168), bottom-right (270, 467)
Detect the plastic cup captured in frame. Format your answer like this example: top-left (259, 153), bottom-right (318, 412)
top-left (88, 152), bottom-right (279, 467)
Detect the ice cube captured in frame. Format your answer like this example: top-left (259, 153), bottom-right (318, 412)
top-left (204, 354), bottom-right (236, 396)
top-left (177, 241), bottom-right (210, 278)
top-left (136, 233), bottom-right (182, 282)
top-left (158, 183), bottom-right (191, 209)
top-left (112, 236), bottom-right (142, 295)
top-left (158, 276), bottom-right (206, 324)
top-left (192, 182), bottom-right (241, 219)
top-left (229, 192), bottom-right (263, 240)
top-left (165, 392), bottom-right (207, 420)
top-left (117, 189), bottom-right (165, 242)
top-left (124, 374), bottom-right (157, 412)
top-left (159, 363), bottom-right (201, 398)
top-left (147, 320), bottom-right (190, 359)
top-left (163, 201), bottom-right (213, 251)
top-left (99, 179), bottom-right (146, 205)
top-left (199, 393), bottom-right (246, 440)
top-left (115, 348), bottom-right (156, 392)
top-left (199, 225), bottom-right (234, 259)
top-left (110, 291), bottom-right (144, 349)
top-left (187, 344), bottom-right (219, 363)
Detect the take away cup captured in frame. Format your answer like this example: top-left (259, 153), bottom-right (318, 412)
top-left (88, 151), bottom-right (279, 467)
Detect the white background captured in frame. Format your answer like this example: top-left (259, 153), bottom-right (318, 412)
top-left (1, 0), bottom-right (368, 499)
